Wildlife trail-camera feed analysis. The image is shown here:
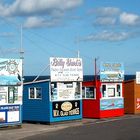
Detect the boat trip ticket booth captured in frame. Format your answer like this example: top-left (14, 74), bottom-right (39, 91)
top-left (82, 62), bottom-right (124, 118)
top-left (23, 57), bottom-right (83, 123)
top-left (124, 72), bottom-right (140, 114)
top-left (0, 58), bottom-right (23, 127)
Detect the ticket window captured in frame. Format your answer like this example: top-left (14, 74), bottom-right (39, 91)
top-left (82, 87), bottom-right (96, 99)
top-left (0, 86), bottom-right (19, 104)
top-left (51, 82), bottom-right (82, 101)
top-left (101, 83), bottom-right (122, 98)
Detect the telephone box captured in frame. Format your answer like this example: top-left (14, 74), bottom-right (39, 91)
top-left (0, 58), bottom-right (23, 127)
top-left (82, 62), bottom-right (124, 118)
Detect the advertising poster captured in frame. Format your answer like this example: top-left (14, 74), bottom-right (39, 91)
top-left (0, 105), bottom-right (21, 124)
top-left (0, 87), bottom-right (8, 104)
top-left (136, 72), bottom-right (140, 84)
top-left (136, 98), bottom-right (140, 110)
top-left (100, 62), bottom-right (124, 82)
top-left (53, 100), bottom-right (80, 117)
top-left (50, 57), bottom-right (83, 82)
top-left (0, 58), bottom-right (22, 86)
top-left (57, 82), bottom-right (75, 100)
top-left (0, 112), bottom-right (5, 123)
top-left (100, 98), bottom-right (124, 110)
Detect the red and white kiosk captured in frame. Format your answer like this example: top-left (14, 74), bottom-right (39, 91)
top-left (82, 62), bottom-right (124, 118)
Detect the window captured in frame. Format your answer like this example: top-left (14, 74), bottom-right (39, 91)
top-left (102, 85), bottom-right (106, 97)
top-left (101, 83), bottom-right (122, 98)
top-left (29, 88), bottom-right (35, 99)
top-left (82, 87), bottom-right (96, 99)
top-left (36, 88), bottom-right (42, 99)
top-left (29, 87), bottom-right (42, 99)
top-left (51, 83), bottom-right (57, 101)
top-left (0, 87), bottom-right (8, 104)
top-left (117, 84), bottom-right (121, 97)
top-left (51, 82), bottom-right (82, 101)
top-left (75, 82), bottom-right (81, 99)
top-left (108, 88), bottom-right (115, 97)
top-left (82, 87), bottom-right (86, 98)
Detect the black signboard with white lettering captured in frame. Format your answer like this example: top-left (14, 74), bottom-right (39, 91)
top-left (52, 100), bottom-right (80, 117)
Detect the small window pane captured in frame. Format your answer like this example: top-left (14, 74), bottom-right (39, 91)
top-left (36, 88), bottom-right (42, 99)
top-left (75, 82), bottom-right (81, 99)
top-left (51, 83), bottom-right (57, 101)
top-left (108, 88), bottom-right (115, 97)
top-left (102, 85), bottom-right (106, 97)
top-left (29, 88), bottom-right (35, 99)
top-left (82, 87), bottom-right (85, 98)
top-left (86, 87), bottom-right (95, 99)
top-left (117, 84), bottom-right (121, 97)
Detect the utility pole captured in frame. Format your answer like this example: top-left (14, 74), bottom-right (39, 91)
top-left (20, 24), bottom-right (24, 77)
top-left (95, 58), bottom-right (97, 87)
top-left (20, 24), bottom-right (24, 60)
top-left (77, 50), bottom-right (80, 58)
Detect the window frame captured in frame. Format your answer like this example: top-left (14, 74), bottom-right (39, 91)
top-left (82, 86), bottom-right (96, 99)
top-left (101, 83), bottom-right (122, 99)
top-left (28, 87), bottom-right (42, 100)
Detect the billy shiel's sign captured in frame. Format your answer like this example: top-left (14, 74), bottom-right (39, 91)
top-left (50, 57), bottom-right (83, 82)
top-left (0, 58), bottom-right (22, 86)
top-left (100, 62), bottom-right (124, 82)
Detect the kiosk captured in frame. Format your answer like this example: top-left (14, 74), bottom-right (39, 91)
top-left (0, 58), bottom-right (23, 127)
top-left (82, 62), bottom-right (124, 118)
top-left (124, 73), bottom-right (140, 114)
top-left (23, 57), bottom-right (83, 123)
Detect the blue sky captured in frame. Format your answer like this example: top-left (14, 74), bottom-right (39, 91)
top-left (0, 0), bottom-right (140, 75)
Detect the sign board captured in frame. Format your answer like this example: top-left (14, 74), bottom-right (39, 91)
top-left (136, 72), bottom-right (140, 84)
top-left (52, 100), bottom-right (80, 117)
top-left (100, 98), bottom-right (124, 110)
top-left (50, 57), bottom-right (83, 82)
top-left (51, 82), bottom-right (81, 101)
top-left (0, 105), bottom-right (21, 125)
top-left (0, 58), bottom-right (22, 86)
top-left (100, 62), bottom-right (124, 82)
top-left (136, 98), bottom-right (140, 110)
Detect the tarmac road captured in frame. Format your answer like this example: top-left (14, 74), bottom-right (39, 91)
top-left (20, 115), bottom-right (140, 140)
top-left (1, 115), bottom-right (140, 140)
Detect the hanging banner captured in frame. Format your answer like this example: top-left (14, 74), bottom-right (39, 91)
top-left (100, 62), bottom-right (124, 82)
top-left (0, 58), bottom-right (22, 86)
top-left (50, 57), bottom-right (83, 82)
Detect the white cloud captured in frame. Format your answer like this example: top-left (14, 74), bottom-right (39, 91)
top-left (0, 0), bottom-right (83, 17)
top-left (23, 17), bottom-right (62, 28)
top-left (94, 17), bottom-right (116, 26)
top-left (120, 12), bottom-right (140, 26)
top-left (89, 7), bottom-right (120, 16)
top-left (79, 31), bottom-right (132, 42)
top-left (0, 32), bottom-right (14, 37)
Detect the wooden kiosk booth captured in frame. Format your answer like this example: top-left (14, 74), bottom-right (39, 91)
top-left (23, 57), bottom-right (83, 123)
top-left (0, 58), bottom-right (23, 127)
top-left (124, 72), bottom-right (140, 114)
top-left (82, 62), bottom-right (124, 118)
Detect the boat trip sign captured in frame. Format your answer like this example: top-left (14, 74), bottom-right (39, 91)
top-left (50, 57), bottom-right (83, 82)
top-left (0, 58), bottom-right (22, 86)
top-left (100, 62), bottom-right (124, 82)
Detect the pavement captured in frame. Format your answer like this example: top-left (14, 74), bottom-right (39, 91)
top-left (0, 114), bottom-right (140, 140)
